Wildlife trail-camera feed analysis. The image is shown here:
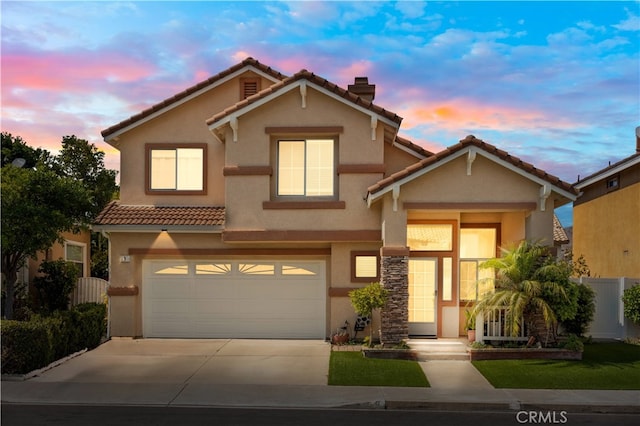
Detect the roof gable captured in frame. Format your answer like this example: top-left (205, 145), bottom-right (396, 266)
top-left (205, 69), bottom-right (402, 143)
top-left (367, 135), bottom-right (578, 205)
top-left (101, 58), bottom-right (286, 142)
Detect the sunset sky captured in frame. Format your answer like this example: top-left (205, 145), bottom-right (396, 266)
top-left (2, 1), bottom-right (639, 225)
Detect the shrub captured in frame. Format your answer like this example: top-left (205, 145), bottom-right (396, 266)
top-left (33, 259), bottom-right (79, 313)
top-left (0, 320), bottom-right (52, 374)
top-left (0, 303), bottom-right (107, 374)
top-left (561, 283), bottom-right (596, 336)
top-left (622, 285), bottom-right (640, 325)
top-left (559, 334), bottom-right (585, 352)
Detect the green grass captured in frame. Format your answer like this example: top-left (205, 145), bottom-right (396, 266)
top-left (472, 343), bottom-right (640, 389)
top-left (328, 351), bottom-right (430, 387)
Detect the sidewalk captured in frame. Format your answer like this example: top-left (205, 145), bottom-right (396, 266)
top-left (2, 339), bottom-right (639, 414)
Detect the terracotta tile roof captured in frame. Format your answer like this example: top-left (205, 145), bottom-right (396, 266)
top-left (101, 58), bottom-right (286, 139)
top-left (205, 69), bottom-right (403, 129)
top-left (368, 135), bottom-right (578, 196)
top-left (553, 214), bottom-right (569, 244)
top-left (394, 135), bottom-right (434, 158)
top-left (94, 201), bottom-right (225, 227)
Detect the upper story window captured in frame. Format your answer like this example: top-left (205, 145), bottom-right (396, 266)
top-left (146, 143), bottom-right (207, 195)
top-left (606, 175), bottom-right (619, 192)
top-left (277, 138), bottom-right (335, 197)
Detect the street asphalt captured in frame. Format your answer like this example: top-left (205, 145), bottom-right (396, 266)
top-left (1, 338), bottom-right (639, 415)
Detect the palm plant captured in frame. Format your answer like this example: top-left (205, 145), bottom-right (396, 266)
top-left (472, 240), bottom-right (569, 344)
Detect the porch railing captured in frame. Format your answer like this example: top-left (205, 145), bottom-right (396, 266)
top-left (71, 277), bottom-right (109, 306)
top-left (476, 308), bottom-right (528, 343)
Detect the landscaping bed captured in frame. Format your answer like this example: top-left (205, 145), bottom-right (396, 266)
top-left (469, 347), bottom-right (582, 361)
top-left (362, 347), bottom-right (418, 361)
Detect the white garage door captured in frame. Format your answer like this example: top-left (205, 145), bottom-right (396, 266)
top-left (142, 260), bottom-right (326, 338)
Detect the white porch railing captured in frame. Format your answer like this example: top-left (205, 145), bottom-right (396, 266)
top-left (71, 277), bottom-right (109, 306)
top-left (476, 308), bottom-right (528, 343)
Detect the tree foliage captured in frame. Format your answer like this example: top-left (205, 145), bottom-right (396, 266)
top-left (349, 282), bottom-right (388, 346)
top-left (1, 164), bottom-right (91, 318)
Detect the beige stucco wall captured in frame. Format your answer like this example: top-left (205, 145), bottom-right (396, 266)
top-left (28, 230), bottom-right (91, 279)
top-left (113, 71), bottom-right (274, 206)
top-left (223, 87), bottom-right (385, 231)
top-left (573, 183), bottom-right (640, 278)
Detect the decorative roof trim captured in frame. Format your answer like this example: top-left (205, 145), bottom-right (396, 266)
top-left (206, 70), bottom-right (402, 139)
top-left (367, 135), bottom-right (578, 206)
top-left (102, 58), bottom-right (285, 142)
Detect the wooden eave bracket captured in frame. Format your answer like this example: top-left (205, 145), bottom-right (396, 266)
top-left (539, 184), bottom-right (551, 211)
top-left (467, 149), bottom-right (477, 175)
top-left (371, 116), bottom-right (378, 141)
top-left (392, 184), bottom-right (400, 212)
top-left (300, 81), bottom-right (307, 108)
top-left (230, 116), bottom-right (238, 142)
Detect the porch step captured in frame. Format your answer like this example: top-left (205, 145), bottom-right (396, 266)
top-left (407, 338), bottom-right (471, 361)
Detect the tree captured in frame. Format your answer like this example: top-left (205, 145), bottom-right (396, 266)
top-left (1, 132), bottom-right (51, 169)
top-left (33, 260), bottom-right (80, 313)
top-left (349, 282), bottom-right (389, 347)
top-left (472, 241), bottom-right (570, 345)
top-left (53, 135), bottom-right (118, 221)
top-left (1, 164), bottom-right (91, 319)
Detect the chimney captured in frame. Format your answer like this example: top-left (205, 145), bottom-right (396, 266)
top-left (636, 126), bottom-right (640, 153)
top-left (348, 77), bottom-right (375, 102)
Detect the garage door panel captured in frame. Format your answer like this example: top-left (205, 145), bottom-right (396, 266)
top-left (143, 259), bottom-right (326, 338)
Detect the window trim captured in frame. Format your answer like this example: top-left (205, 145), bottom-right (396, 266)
top-left (64, 241), bottom-right (86, 277)
top-left (351, 251), bottom-right (380, 282)
top-left (273, 136), bottom-right (338, 201)
top-left (145, 143), bottom-right (208, 195)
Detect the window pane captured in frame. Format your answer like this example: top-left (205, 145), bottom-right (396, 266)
top-left (305, 139), bottom-right (334, 196)
top-left (460, 260), bottom-right (477, 301)
top-left (65, 244), bottom-right (83, 262)
top-left (239, 263), bottom-right (275, 275)
top-left (460, 228), bottom-right (496, 258)
top-left (278, 141), bottom-right (305, 195)
top-left (478, 267), bottom-right (495, 300)
top-left (442, 257), bottom-right (452, 301)
top-left (282, 264), bottom-right (318, 276)
top-left (355, 256), bottom-right (378, 278)
top-left (154, 264), bottom-right (189, 275)
top-left (151, 150), bottom-right (177, 189)
top-left (196, 263), bottom-right (231, 275)
top-left (176, 148), bottom-right (203, 190)
top-left (407, 224), bottom-right (453, 251)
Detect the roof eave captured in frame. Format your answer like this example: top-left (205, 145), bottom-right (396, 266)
top-left (91, 224), bottom-right (224, 233)
top-left (574, 154), bottom-right (640, 189)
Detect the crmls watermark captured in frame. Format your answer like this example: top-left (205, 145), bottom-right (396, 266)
top-left (516, 411), bottom-right (568, 424)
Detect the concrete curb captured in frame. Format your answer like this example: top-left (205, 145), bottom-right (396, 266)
top-left (1, 348), bottom-right (87, 382)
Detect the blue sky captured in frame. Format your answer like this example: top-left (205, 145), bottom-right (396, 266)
top-left (2, 1), bottom-right (639, 225)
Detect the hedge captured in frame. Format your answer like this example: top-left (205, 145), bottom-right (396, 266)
top-left (1, 303), bottom-right (107, 375)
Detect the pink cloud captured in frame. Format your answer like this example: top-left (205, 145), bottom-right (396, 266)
top-left (2, 49), bottom-right (156, 93)
top-left (397, 98), bottom-right (579, 134)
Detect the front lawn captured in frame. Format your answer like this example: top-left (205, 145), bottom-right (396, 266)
top-left (328, 351), bottom-right (429, 387)
top-left (472, 342), bottom-right (640, 389)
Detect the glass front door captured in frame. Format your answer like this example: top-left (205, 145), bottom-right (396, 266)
top-left (408, 258), bottom-right (437, 336)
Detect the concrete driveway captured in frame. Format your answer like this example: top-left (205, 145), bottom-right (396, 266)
top-left (30, 338), bottom-right (331, 386)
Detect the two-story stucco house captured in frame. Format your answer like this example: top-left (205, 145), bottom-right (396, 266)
top-left (94, 58), bottom-right (577, 341)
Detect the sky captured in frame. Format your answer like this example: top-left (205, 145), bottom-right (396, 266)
top-left (2, 1), bottom-right (639, 226)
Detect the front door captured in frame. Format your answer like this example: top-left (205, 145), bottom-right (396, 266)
top-left (408, 258), bottom-right (437, 336)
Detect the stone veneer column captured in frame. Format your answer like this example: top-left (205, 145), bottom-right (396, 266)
top-left (379, 247), bottom-right (409, 345)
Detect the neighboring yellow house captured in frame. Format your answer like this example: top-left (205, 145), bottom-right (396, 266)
top-left (94, 58), bottom-right (578, 341)
top-left (573, 133), bottom-right (640, 278)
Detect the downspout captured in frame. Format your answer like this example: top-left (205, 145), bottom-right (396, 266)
top-left (101, 229), bottom-right (112, 340)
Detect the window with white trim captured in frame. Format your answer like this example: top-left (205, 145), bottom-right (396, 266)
top-left (65, 242), bottom-right (85, 278)
top-left (277, 139), bottom-right (335, 197)
top-left (147, 144), bottom-right (206, 193)
top-left (459, 227), bottom-right (497, 301)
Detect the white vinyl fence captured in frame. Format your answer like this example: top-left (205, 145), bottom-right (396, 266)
top-left (578, 277), bottom-right (640, 340)
top-left (71, 277), bottom-right (109, 306)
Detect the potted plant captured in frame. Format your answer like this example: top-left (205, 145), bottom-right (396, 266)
top-left (465, 309), bottom-right (476, 343)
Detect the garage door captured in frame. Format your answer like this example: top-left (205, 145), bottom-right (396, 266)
top-left (142, 260), bottom-right (326, 338)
